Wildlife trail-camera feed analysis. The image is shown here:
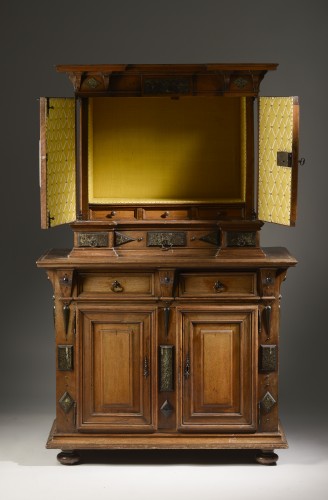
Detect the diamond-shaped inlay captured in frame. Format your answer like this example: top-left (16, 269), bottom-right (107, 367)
top-left (59, 391), bottom-right (75, 414)
top-left (261, 391), bottom-right (276, 413)
top-left (160, 399), bottom-right (174, 417)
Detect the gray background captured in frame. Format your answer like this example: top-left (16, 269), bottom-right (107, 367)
top-left (0, 1), bottom-right (327, 494)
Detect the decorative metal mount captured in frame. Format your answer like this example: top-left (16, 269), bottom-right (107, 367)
top-left (147, 232), bottom-right (186, 248)
top-left (59, 391), bottom-right (75, 414)
top-left (184, 353), bottom-right (191, 379)
top-left (233, 77), bottom-right (249, 88)
top-left (115, 232), bottom-right (139, 247)
top-left (199, 231), bottom-right (220, 246)
top-left (261, 391), bottom-right (276, 413)
top-left (226, 231), bottom-right (256, 247)
top-left (159, 345), bottom-right (174, 392)
top-left (143, 356), bottom-right (150, 378)
top-left (160, 399), bottom-right (174, 417)
top-left (58, 345), bottom-right (74, 371)
top-left (144, 77), bottom-right (190, 95)
top-left (78, 232), bottom-right (109, 247)
top-left (260, 345), bottom-right (277, 372)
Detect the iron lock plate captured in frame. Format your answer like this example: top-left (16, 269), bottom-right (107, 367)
top-left (277, 151), bottom-right (292, 167)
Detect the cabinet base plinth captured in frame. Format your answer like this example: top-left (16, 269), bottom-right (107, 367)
top-left (47, 420), bottom-right (287, 465)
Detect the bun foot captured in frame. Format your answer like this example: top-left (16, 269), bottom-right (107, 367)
top-left (256, 450), bottom-right (279, 466)
top-left (57, 450), bottom-right (81, 465)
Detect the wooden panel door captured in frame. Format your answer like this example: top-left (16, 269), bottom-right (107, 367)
top-left (39, 97), bottom-right (76, 228)
top-left (78, 306), bottom-right (156, 432)
top-left (258, 96), bottom-right (299, 226)
top-left (179, 306), bottom-right (257, 432)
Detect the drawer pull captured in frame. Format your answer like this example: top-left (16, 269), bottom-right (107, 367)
top-left (213, 281), bottom-right (225, 293)
top-left (111, 280), bottom-right (124, 293)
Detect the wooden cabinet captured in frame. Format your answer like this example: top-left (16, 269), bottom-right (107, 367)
top-left (37, 64), bottom-right (300, 465)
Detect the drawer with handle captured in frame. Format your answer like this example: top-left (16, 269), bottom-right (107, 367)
top-left (78, 272), bottom-right (155, 297)
top-left (179, 272), bottom-right (257, 297)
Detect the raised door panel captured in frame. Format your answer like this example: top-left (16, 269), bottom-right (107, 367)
top-left (78, 307), bottom-right (156, 432)
top-left (179, 306), bottom-right (257, 432)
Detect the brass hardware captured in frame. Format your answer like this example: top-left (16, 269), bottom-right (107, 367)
top-left (143, 356), bottom-right (150, 378)
top-left (260, 345), bottom-right (277, 372)
top-left (265, 276), bottom-right (274, 285)
top-left (184, 353), bottom-right (191, 379)
top-left (159, 345), bottom-right (174, 392)
top-left (108, 210), bottom-right (117, 217)
top-left (111, 280), bottom-right (124, 293)
top-left (298, 157), bottom-right (305, 166)
top-left (58, 345), bottom-right (74, 371)
top-left (277, 151), bottom-right (292, 167)
top-left (213, 281), bottom-right (225, 293)
top-left (162, 211), bottom-right (170, 218)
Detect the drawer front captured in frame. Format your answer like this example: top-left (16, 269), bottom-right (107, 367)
top-left (78, 273), bottom-right (154, 296)
top-left (89, 207), bottom-right (137, 220)
top-left (197, 206), bottom-right (244, 220)
top-left (143, 208), bottom-right (190, 220)
top-left (179, 273), bottom-right (256, 297)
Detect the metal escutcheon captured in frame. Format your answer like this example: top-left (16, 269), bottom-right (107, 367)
top-left (111, 280), bottom-right (124, 293)
top-left (213, 281), bottom-right (225, 293)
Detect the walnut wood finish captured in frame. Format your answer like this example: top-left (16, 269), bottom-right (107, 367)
top-left (38, 63), bottom-right (299, 465)
top-left (37, 248), bottom-right (296, 464)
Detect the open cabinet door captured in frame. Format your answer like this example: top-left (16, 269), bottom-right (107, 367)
top-left (40, 97), bottom-right (76, 228)
top-left (258, 97), bottom-right (299, 226)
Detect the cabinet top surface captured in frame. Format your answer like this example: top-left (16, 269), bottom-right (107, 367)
top-left (56, 63), bottom-right (278, 73)
top-left (36, 247), bottom-right (297, 269)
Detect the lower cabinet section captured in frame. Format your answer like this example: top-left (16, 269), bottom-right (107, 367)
top-left (37, 254), bottom-right (295, 465)
top-left (179, 307), bottom-right (257, 432)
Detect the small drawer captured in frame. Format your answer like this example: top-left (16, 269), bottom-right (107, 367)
top-left (179, 272), bottom-right (256, 297)
top-left (143, 208), bottom-right (190, 220)
top-left (78, 272), bottom-right (154, 296)
top-left (89, 207), bottom-right (137, 220)
top-left (197, 206), bottom-right (244, 220)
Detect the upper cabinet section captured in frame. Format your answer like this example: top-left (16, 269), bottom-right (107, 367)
top-left (56, 63), bottom-right (278, 97)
